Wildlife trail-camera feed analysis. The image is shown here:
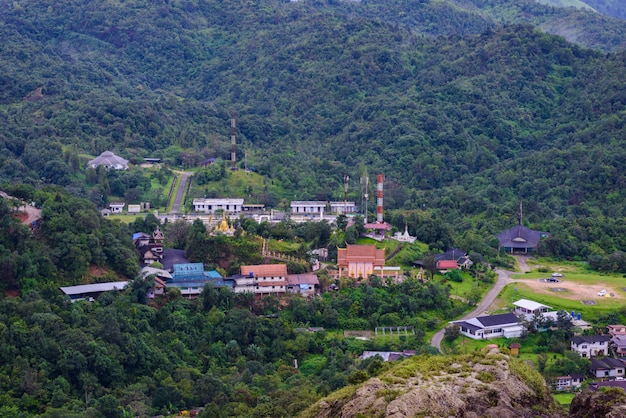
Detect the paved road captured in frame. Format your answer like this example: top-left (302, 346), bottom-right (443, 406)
top-left (171, 172), bottom-right (191, 214)
top-left (430, 256), bottom-right (530, 352)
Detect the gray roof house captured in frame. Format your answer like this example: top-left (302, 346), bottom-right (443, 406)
top-left (496, 225), bottom-right (548, 253)
top-left (87, 151), bottom-right (129, 170)
top-left (453, 313), bottom-right (524, 340)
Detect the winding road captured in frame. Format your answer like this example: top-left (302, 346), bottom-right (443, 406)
top-left (430, 256), bottom-right (530, 352)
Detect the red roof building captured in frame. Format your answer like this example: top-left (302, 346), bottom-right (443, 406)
top-left (337, 244), bottom-right (386, 279)
top-left (436, 259), bottom-right (459, 271)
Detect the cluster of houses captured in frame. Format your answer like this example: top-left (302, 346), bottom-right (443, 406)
top-left (60, 261), bottom-right (320, 301)
top-left (452, 299), bottom-right (591, 340)
top-left (450, 299), bottom-right (626, 391)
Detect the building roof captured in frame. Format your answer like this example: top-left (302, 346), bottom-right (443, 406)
top-left (572, 335), bottom-right (611, 345)
top-left (287, 274), bottom-right (320, 286)
top-left (359, 351), bottom-right (416, 361)
top-left (437, 260), bottom-right (458, 270)
top-left (455, 321), bottom-right (482, 332)
top-left (611, 335), bottom-right (626, 347)
top-left (513, 299), bottom-right (552, 311)
top-left (475, 312), bottom-right (520, 327)
top-left (496, 225), bottom-right (547, 249)
top-left (161, 249), bottom-right (189, 272)
top-left (590, 381), bottom-right (626, 391)
top-left (87, 151), bottom-right (128, 170)
top-left (363, 222), bottom-right (392, 230)
top-left (60, 281), bottom-right (129, 296)
top-left (290, 201), bottom-right (326, 207)
top-left (455, 313), bottom-right (520, 330)
top-left (141, 266), bottom-right (173, 280)
top-left (241, 264), bottom-right (288, 277)
top-left (337, 244), bottom-right (385, 267)
top-left (435, 248), bottom-right (467, 261)
top-left (193, 198), bottom-right (244, 205)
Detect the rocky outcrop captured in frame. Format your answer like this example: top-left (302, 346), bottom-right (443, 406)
top-left (301, 347), bottom-right (565, 418)
top-left (569, 386), bottom-right (626, 418)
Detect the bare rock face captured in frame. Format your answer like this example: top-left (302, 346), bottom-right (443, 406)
top-left (302, 348), bottom-right (566, 418)
top-left (570, 386), bottom-right (626, 418)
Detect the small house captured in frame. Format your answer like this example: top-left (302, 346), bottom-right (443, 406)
top-left (513, 299), bottom-right (552, 320)
top-left (453, 313), bottom-right (524, 340)
top-left (571, 335), bottom-right (611, 358)
top-left (554, 374), bottom-right (584, 391)
top-left (608, 325), bottom-right (626, 337)
top-left (109, 202), bottom-right (125, 213)
top-left (589, 357), bottom-right (626, 379)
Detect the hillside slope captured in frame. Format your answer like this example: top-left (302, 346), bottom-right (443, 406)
top-left (300, 348), bottom-right (564, 418)
top-left (1, 1), bottom-right (626, 220)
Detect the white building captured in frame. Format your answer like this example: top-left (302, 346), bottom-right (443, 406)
top-left (109, 202), bottom-right (125, 213)
top-left (571, 335), bottom-right (611, 358)
top-left (234, 264), bottom-right (288, 295)
top-left (193, 198), bottom-right (244, 214)
top-left (329, 201), bottom-right (357, 214)
top-left (513, 299), bottom-right (552, 320)
top-left (291, 201), bottom-right (326, 215)
top-left (452, 313), bottom-right (524, 340)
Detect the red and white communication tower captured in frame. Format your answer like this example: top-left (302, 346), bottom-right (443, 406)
top-left (376, 174), bottom-right (384, 223)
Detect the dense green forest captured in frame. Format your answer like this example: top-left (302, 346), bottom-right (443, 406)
top-left (0, 0), bottom-right (625, 214)
top-left (1, 0), bottom-right (626, 266)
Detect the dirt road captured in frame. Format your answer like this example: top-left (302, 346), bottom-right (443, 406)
top-left (430, 256), bottom-right (530, 352)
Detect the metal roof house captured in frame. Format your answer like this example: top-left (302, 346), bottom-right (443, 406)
top-left (167, 263), bottom-right (232, 298)
top-left (87, 151), bottom-right (129, 170)
top-left (60, 281), bottom-right (129, 302)
top-left (496, 225), bottom-right (548, 253)
top-left (513, 299), bottom-right (552, 320)
top-left (453, 313), bottom-right (524, 340)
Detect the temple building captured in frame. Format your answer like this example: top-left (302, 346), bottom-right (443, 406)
top-left (337, 244), bottom-right (386, 279)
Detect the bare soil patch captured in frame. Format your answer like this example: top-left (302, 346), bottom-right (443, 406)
top-left (514, 277), bottom-right (621, 301)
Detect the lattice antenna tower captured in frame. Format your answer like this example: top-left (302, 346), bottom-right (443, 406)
top-left (230, 110), bottom-right (237, 170)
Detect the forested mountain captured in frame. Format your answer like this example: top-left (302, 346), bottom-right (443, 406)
top-left (574, 0), bottom-right (626, 20)
top-left (1, 0), bottom-right (626, 222)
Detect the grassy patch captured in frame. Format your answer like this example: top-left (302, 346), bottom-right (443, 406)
top-left (498, 281), bottom-right (622, 322)
top-left (552, 392), bottom-right (575, 407)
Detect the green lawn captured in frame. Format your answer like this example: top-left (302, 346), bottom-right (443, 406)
top-left (552, 392), bottom-right (575, 408)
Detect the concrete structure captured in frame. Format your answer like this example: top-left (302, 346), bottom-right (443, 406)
top-left (453, 313), bottom-right (524, 340)
top-left (337, 244), bottom-right (385, 279)
top-left (128, 204), bottom-right (141, 214)
top-left (290, 201), bottom-right (326, 215)
top-left (329, 201), bottom-right (357, 214)
top-left (392, 225), bottom-right (416, 243)
top-left (87, 151), bottom-right (128, 170)
top-left (193, 198), bottom-right (244, 214)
